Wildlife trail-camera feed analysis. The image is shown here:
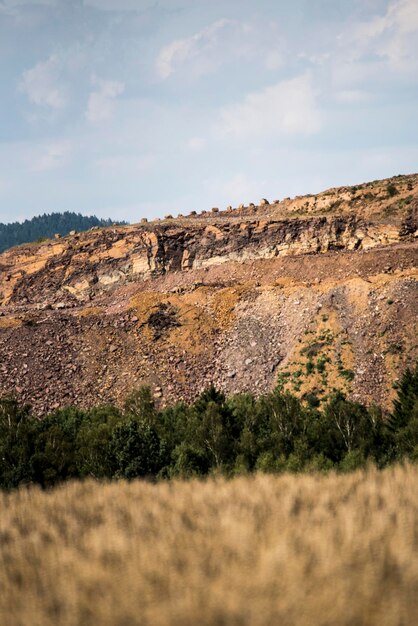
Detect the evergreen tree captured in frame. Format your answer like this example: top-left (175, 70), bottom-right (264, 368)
top-left (0, 398), bottom-right (36, 488)
top-left (109, 419), bottom-right (162, 479)
top-left (387, 362), bottom-right (418, 459)
top-left (0, 212), bottom-right (127, 253)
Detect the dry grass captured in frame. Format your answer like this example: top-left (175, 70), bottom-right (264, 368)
top-left (1, 466), bottom-right (417, 626)
top-left (0, 316), bottom-right (21, 329)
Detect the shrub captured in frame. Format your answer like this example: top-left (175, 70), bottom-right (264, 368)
top-left (339, 449), bottom-right (367, 472)
top-left (340, 369), bottom-right (355, 381)
top-left (317, 357), bottom-right (327, 373)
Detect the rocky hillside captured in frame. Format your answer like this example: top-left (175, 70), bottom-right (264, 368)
top-left (0, 173), bottom-right (417, 414)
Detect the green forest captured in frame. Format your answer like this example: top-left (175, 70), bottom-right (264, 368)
top-left (0, 212), bottom-right (127, 253)
top-left (1, 363), bottom-right (417, 489)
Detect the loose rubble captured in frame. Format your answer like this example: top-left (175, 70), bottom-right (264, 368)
top-left (0, 174), bottom-right (417, 414)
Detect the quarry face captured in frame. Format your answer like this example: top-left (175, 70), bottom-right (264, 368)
top-left (0, 174), bottom-right (417, 414)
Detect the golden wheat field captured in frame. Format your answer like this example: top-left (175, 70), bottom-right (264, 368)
top-left (1, 466), bottom-right (417, 626)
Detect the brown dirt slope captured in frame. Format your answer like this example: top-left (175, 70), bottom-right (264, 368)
top-left (0, 173), bottom-right (417, 413)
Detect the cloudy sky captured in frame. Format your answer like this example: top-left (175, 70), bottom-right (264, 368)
top-left (1, 0), bottom-right (417, 223)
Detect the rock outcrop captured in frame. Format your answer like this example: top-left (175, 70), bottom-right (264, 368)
top-left (0, 214), bottom-right (411, 307)
top-left (0, 173), bottom-right (417, 414)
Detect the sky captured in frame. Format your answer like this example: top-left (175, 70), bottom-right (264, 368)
top-left (0, 0), bottom-right (417, 223)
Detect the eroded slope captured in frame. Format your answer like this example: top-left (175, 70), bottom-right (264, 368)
top-left (0, 174), bottom-right (417, 413)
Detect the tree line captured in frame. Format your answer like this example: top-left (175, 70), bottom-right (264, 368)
top-left (0, 211), bottom-right (127, 253)
top-left (0, 364), bottom-right (417, 489)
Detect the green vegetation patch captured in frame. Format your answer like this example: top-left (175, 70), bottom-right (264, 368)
top-left (0, 363), bottom-right (417, 489)
top-left (0, 211), bottom-right (128, 253)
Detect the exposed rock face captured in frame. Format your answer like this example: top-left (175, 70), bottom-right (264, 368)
top-left (0, 215), bottom-right (407, 307)
top-left (0, 173), bottom-right (417, 414)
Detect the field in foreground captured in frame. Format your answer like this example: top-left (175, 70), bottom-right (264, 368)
top-left (1, 467), bottom-right (417, 626)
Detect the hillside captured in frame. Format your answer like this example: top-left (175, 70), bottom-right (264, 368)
top-left (0, 173), bottom-right (417, 414)
top-left (1, 466), bottom-right (417, 626)
top-left (0, 211), bottom-right (126, 253)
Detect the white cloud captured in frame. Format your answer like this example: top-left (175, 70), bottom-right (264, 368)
top-left (382, 0), bottom-right (418, 72)
top-left (1, 0), bottom-right (56, 13)
top-left (135, 155), bottom-right (156, 173)
top-left (187, 137), bottom-right (206, 152)
top-left (343, 0), bottom-right (418, 74)
top-left (387, 0), bottom-right (418, 34)
top-left (217, 173), bottom-right (260, 205)
top-left (31, 140), bottom-right (72, 172)
top-left (335, 89), bottom-right (371, 103)
top-left (95, 154), bottom-right (156, 174)
top-left (99, 200), bottom-right (173, 223)
top-left (157, 38), bottom-right (195, 80)
top-left (85, 79), bottom-right (125, 124)
top-left (346, 0), bottom-right (418, 42)
top-left (18, 44), bottom-right (88, 112)
top-left (3, 0), bottom-right (56, 5)
top-left (156, 18), bottom-right (242, 79)
top-left (331, 59), bottom-right (381, 89)
top-left (350, 15), bottom-right (388, 42)
top-left (84, 0), bottom-right (153, 10)
top-left (264, 50), bottom-right (283, 71)
top-left (220, 75), bottom-right (321, 139)
top-left (202, 173), bottom-right (263, 209)
top-left (19, 54), bottom-right (67, 109)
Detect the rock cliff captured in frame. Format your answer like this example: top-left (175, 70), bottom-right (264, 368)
top-left (0, 173), bottom-right (417, 413)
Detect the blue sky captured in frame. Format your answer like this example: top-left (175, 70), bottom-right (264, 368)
top-left (0, 0), bottom-right (417, 223)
